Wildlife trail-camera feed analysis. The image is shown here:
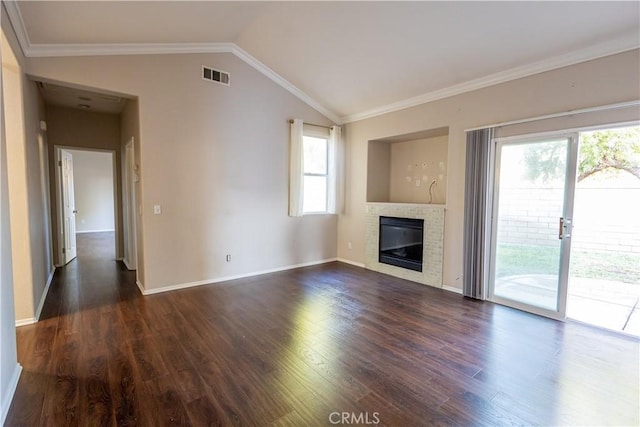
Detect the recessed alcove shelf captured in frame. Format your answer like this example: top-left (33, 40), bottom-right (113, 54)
top-left (367, 126), bottom-right (449, 205)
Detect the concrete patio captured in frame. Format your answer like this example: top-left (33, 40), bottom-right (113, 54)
top-left (495, 275), bottom-right (640, 336)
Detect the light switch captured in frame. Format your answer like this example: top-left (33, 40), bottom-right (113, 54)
top-left (153, 205), bottom-right (161, 215)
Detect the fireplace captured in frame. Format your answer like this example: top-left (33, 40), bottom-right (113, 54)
top-left (378, 216), bottom-right (424, 272)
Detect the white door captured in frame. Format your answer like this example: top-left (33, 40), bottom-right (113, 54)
top-left (61, 149), bottom-right (77, 263)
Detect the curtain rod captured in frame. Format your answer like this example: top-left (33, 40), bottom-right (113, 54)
top-left (465, 100), bottom-right (640, 132)
top-left (289, 119), bottom-right (333, 129)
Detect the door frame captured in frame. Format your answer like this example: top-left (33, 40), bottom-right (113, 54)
top-left (54, 146), bottom-right (118, 266)
top-left (123, 137), bottom-right (137, 270)
top-left (487, 131), bottom-right (579, 320)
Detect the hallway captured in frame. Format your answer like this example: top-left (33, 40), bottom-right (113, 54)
top-left (8, 232), bottom-right (139, 425)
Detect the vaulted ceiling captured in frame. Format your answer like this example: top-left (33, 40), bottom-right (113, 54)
top-left (6, 1), bottom-right (640, 123)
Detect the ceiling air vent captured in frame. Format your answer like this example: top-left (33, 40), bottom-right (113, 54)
top-left (202, 66), bottom-right (230, 86)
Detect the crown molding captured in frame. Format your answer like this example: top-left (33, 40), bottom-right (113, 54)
top-left (229, 45), bottom-right (341, 124)
top-left (341, 32), bottom-right (640, 123)
top-left (25, 42), bottom-right (235, 58)
top-left (5, 0), bottom-right (637, 126)
top-left (21, 41), bottom-right (342, 124)
top-left (3, 1), bottom-right (342, 124)
top-left (3, 0), bottom-right (31, 56)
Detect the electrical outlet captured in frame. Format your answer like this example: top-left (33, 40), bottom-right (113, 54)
top-left (153, 205), bottom-right (161, 214)
top-left (348, 241), bottom-right (352, 250)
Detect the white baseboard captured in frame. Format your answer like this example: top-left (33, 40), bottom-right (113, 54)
top-left (140, 258), bottom-right (338, 296)
top-left (122, 258), bottom-right (134, 270)
top-left (15, 267), bottom-right (56, 327)
top-left (0, 363), bottom-right (22, 426)
top-left (35, 267), bottom-right (56, 320)
top-left (76, 229), bottom-right (115, 234)
top-left (442, 285), bottom-right (463, 295)
top-left (136, 279), bottom-right (144, 295)
top-left (337, 258), bottom-right (366, 268)
top-left (15, 318), bottom-right (36, 327)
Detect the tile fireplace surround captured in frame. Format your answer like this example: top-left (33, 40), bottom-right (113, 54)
top-left (365, 203), bottom-right (445, 287)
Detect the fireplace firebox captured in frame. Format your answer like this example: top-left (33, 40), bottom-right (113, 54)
top-left (378, 216), bottom-right (424, 272)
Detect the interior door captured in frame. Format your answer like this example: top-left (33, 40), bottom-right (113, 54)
top-left (489, 134), bottom-right (578, 318)
top-left (61, 149), bottom-right (77, 263)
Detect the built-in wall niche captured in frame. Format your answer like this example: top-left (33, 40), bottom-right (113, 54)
top-left (367, 127), bottom-right (449, 205)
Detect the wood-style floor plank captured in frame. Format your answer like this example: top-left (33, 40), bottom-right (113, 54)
top-left (5, 231), bottom-right (639, 426)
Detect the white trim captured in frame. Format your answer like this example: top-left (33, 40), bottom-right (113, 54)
top-left (466, 100), bottom-right (640, 132)
top-left (75, 229), bottom-right (115, 234)
top-left (9, 23), bottom-right (638, 127)
top-left (494, 121), bottom-right (640, 145)
top-left (15, 318), bottom-right (36, 327)
top-left (229, 45), bottom-right (341, 124)
top-left (4, 1), bottom-right (342, 123)
top-left (337, 258), bottom-right (365, 268)
top-left (12, 41), bottom-right (342, 124)
top-left (135, 279), bottom-right (144, 295)
top-left (139, 258), bottom-right (338, 296)
top-left (342, 35), bottom-right (639, 123)
top-left (0, 364), bottom-right (22, 426)
top-left (122, 258), bottom-right (132, 270)
top-left (15, 267), bottom-right (56, 326)
top-left (34, 268), bottom-right (55, 320)
top-left (6, 3), bottom-right (637, 128)
top-left (442, 285), bottom-right (463, 295)
top-left (26, 42), bottom-right (234, 58)
top-left (2, 1), bottom-right (31, 56)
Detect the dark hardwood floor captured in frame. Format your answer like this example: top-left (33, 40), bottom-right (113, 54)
top-left (6, 232), bottom-right (639, 426)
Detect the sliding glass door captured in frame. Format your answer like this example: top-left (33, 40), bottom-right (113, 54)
top-left (489, 134), bottom-right (578, 318)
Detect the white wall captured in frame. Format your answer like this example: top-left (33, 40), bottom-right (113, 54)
top-left (1, 7), bottom-right (54, 325)
top-left (27, 52), bottom-right (337, 292)
top-left (339, 49), bottom-right (640, 290)
top-left (0, 12), bottom-right (21, 425)
top-left (68, 149), bottom-right (115, 233)
top-left (0, 59), bottom-right (20, 427)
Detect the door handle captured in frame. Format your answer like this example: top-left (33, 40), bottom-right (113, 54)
top-left (558, 217), bottom-right (571, 239)
top-left (73, 210), bottom-right (78, 214)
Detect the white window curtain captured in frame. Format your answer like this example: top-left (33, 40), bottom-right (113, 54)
top-left (289, 119), bottom-right (343, 216)
top-left (327, 125), bottom-right (344, 214)
top-left (289, 119), bottom-right (304, 217)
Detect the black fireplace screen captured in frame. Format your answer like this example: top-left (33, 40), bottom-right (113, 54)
top-left (379, 216), bottom-right (424, 272)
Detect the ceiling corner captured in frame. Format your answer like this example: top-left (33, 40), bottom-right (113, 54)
top-left (230, 44), bottom-right (342, 125)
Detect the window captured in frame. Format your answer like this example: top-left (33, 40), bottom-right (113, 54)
top-left (302, 134), bottom-right (329, 213)
top-left (289, 119), bottom-right (342, 217)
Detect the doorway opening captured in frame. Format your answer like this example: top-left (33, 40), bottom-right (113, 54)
top-left (55, 147), bottom-right (117, 264)
top-left (489, 124), bottom-right (639, 336)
